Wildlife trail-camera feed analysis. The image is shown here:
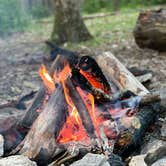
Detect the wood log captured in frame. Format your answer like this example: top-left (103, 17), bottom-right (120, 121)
top-left (114, 103), bottom-right (158, 158)
top-left (15, 85), bottom-right (68, 165)
top-left (65, 77), bottom-right (96, 139)
top-left (21, 54), bottom-right (73, 128)
top-left (133, 9), bottom-right (166, 51)
top-left (136, 73), bottom-right (152, 83)
top-left (94, 52), bottom-right (149, 96)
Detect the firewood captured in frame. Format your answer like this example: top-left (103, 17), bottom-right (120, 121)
top-left (136, 73), bottom-right (152, 83)
top-left (114, 104), bottom-right (158, 158)
top-left (65, 77), bottom-right (96, 139)
top-left (14, 85), bottom-right (68, 165)
top-left (21, 54), bottom-right (72, 128)
top-left (94, 52), bottom-right (149, 96)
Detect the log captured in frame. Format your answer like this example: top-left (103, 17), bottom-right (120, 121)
top-left (133, 9), bottom-right (166, 51)
top-left (15, 85), bottom-right (68, 165)
top-left (65, 77), bottom-right (96, 139)
top-left (21, 54), bottom-right (73, 128)
top-left (114, 103), bottom-right (158, 158)
top-left (94, 52), bottom-right (149, 96)
top-left (136, 73), bottom-right (152, 83)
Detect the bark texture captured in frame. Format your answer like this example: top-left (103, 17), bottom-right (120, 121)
top-left (51, 0), bottom-right (92, 44)
top-left (133, 9), bottom-right (166, 51)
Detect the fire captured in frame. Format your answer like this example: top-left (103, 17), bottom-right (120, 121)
top-left (38, 62), bottom-right (127, 144)
top-left (38, 64), bottom-right (55, 93)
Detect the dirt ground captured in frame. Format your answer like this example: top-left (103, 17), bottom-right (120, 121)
top-left (0, 31), bottom-right (165, 105)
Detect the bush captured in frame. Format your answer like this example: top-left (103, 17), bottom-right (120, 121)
top-left (31, 5), bottom-right (51, 19)
top-left (0, 0), bottom-right (30, 36)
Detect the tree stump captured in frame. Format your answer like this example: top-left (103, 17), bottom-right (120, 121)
top-left (133, 9), bottom-right (166, 51)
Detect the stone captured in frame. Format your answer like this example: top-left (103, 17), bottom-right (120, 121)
top-left (0, 155), bottom-right (37, 166)
top-left (161, 123), bottom-right (166, 137)
top-left (128, 155), bottom-right (147, 166)
top-left (141, 139), bottom-right (166, 154)
top-left (70, 153), bottom-right (110, 166)
top-left (151, 157), bottom-right (166, 166)
top-left (0, 135), bottom-right (4, 157)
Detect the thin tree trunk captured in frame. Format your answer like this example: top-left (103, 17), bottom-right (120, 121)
top-left (51, 0), bottom-right (92, 44)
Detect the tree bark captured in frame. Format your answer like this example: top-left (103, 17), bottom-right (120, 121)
top-left (51, 0), bottom-right (92, 44)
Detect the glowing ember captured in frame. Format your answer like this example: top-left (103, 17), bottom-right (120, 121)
top-left (80, 69), bottom-right (110, 94)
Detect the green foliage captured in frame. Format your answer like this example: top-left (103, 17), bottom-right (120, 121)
top-left (0, 0), bottom-right (30, 36)
top-left (83, 0), bottom-right (166, 13)
top-left (83, 0), bottom-right (112, 13)
top-left (31, 5), bottom-right (51, 19)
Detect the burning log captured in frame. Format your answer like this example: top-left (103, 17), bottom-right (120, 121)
top-left (94, 52), bottom-right (149, 96)
top-left (65, 77), bottom-right (96, 139)
top-left (14, 85), bottom-right (68, 165)
top-left (21, 55), bottom-right (73, 128)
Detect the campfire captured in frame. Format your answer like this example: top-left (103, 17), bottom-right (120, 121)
top-left (1, 44), bottom-right (161, 166)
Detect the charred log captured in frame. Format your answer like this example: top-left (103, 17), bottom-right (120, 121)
top-left (113, 103), bottom-right (158, 158)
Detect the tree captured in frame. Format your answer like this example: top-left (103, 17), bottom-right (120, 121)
top-left (51, 0), bottom-right (92, 44)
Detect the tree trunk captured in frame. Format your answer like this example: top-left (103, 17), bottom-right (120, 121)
top-left (51, 0), bottom-right (92, 44)
top-left (133, 9), bottom-right (166, 52)
top-left (112, 0), bottom-right (119, 12)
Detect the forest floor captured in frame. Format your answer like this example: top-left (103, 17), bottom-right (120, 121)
top-left (0, 8), bottom-right (165, 105)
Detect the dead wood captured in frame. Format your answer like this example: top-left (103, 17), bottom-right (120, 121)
top-left (133, 8), bottom-right (166, 51)
top-left (136, 73), bottom-right (152, 83)
top-left (94, 52), bottom-right (149, 96)
top-left (14, 85), bottom-right (68, 165)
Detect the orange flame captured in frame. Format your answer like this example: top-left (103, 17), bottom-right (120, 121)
top-left (39, 63), bottom-right (118, 144)
top-left (38, 64), bottom-right (55, 93)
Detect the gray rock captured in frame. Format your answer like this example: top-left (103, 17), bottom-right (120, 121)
top-left (128, 155), bottom-right (147, 166)
top-left (70, 153), bottom-right (110, 166)
top-left (161, 123), bottom-right (166, 137)
top-left (0, 155), bottom-right (37, 166)
top-left (141, 139), bottom-right (166, 154)
top-left (0, 135), bottom-right (4, 157)
top-left (151, 157), bottom-right (166, 166)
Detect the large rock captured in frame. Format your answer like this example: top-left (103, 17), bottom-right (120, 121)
top-left (0, 155), bottom-right (37, 166)
top-left (152, 157), bottom-right (166, 166)
top-left (70, 153), bottom-right (110, 166)
top-left (141, 139), bottom-right (166, 154)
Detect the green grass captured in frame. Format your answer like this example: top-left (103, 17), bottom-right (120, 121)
top-left (64, 11), bottom-right (139, 50)
top-left (20, 5), bottom-right (165, 50)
